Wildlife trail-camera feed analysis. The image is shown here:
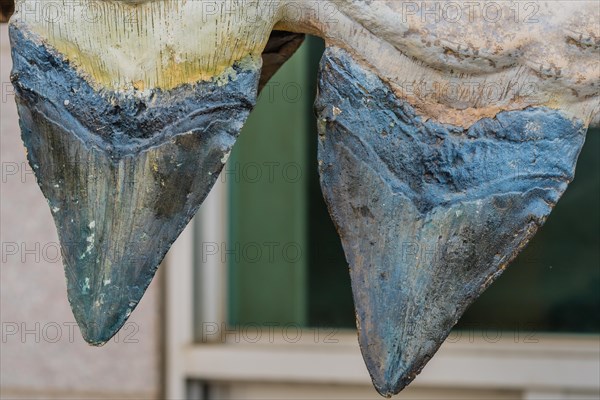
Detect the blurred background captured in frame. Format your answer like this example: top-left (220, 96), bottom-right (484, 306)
top-left (1, 7), bottom-right (599, 400)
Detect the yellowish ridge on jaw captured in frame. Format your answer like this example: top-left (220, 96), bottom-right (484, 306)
top-left (13, 0), bottom-right (279, 91)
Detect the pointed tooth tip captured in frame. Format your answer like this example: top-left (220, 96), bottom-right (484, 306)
top-left (372, 382), bottom-right (396, 399)
top-left (357, 313), bottom-right (435, 397)
top-left (369, 362), bottom-right (418, 398)
top-left (79, 326), bottom-right (113, 347)
top-left (76, 315), bottom-right (121, 347)
top-left (371, 381), bottom-right (402, 398)
top-left (85, 338), bottom-right (109, 347)
top-left (69, 288), bottom-right (137, 347)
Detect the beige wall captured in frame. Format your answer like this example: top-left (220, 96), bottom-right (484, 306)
top-left (0, 23), bottom-right (162, 400)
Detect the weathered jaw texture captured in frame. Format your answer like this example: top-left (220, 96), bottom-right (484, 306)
top-left (279, 0), bottom-right (600, 127)
top-left (9, 0), bottom-right (599, 397)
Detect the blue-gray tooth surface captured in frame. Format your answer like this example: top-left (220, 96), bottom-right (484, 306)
top-left (10, 23), bottom-right (259, 345)
top-left (316, 47), bottom-right (587, 396)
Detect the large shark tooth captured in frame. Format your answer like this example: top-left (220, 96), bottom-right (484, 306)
top-left (10, 22), bottom-right (261, 345)
top-left (8, 0), bottom-right (304, 343)
top-left (316, 47), bottom-right (587, 396)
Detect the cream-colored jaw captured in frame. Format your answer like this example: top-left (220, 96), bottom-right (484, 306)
top-left (13, 0), bottom-right (279, 91)
top-left (12, 0), bottom-right (600, 126)
top-left (279, 0), bottom-right (599, 127)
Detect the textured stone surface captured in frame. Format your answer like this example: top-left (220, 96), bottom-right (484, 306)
top-left (10, 23), bottom-right (259, 345)
top-left (316, 47), bottom-right (587, 396)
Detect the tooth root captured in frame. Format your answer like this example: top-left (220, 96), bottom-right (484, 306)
top-left (10, 24), bottom-right (260, 345)
top-left (316, 47), bottom-right (586, 396)
top-left (259, 31), bottom-right (305, 92)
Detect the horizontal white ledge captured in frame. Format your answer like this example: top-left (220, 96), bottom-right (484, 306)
top-left (181, 332), bottom-right (600, 391)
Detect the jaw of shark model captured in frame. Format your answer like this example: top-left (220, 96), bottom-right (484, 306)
top-left (8, 0), bottom-right (599, 396)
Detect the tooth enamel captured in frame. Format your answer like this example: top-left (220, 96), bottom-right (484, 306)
top-left (10, 19), bottom-right (262, 345)
top-left (316, 47), bottom-right (587, 396)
